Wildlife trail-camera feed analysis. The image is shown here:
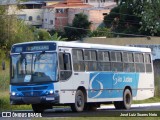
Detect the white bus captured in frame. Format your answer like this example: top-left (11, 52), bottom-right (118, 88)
top-left (10, 41), bottom-right (154, 112)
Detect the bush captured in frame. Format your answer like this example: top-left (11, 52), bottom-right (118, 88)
top-left (89, 27), bottom-right (113, 37)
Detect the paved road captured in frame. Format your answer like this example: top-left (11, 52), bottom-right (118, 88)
top-left (1, 103), bottom-right (160, 117)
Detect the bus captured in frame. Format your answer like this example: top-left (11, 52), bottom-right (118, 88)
top-left (10, 41), bottom-right (154, 112)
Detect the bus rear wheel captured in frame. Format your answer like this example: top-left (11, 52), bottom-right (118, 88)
top-left (114, 89), bottom-right (132, 110)
top-left (32, 104), bottom-right (45, 113)
top-left (123, 89), bottom-right (132, 109)
top-left (71, 90), bottom-right (85, 112)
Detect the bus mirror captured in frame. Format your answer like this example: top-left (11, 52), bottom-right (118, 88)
top-left (64, 54), bottom-right (69, 64)
top-left (2, 61), bottom-right (5, 70)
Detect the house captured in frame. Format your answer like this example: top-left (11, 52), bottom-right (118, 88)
top-left (83, 0), bottom-right (116, 8)
top-left (0, 0), bottom-right (63, 28)
top-left (42, 0), bottom-right (93, 30)
top-left (43, 0), bottom-right (116, 30)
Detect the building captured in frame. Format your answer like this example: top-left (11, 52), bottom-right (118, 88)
top-left (43, 0), bottom-right (116, 30)
top-left (83, 0), bottom-right (116, 7)
top-left (1, 0), bottom-right (116, 29)
top-left (0, 0), bottom-right (63, 28)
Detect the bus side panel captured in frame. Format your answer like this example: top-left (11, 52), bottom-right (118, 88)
top-left (112, 73), bottom-right (139, 98)
top-left (59, 80), bottom-right (75, 104)
top-left (87, 72), bottom-right (139, 102)
top-left (136, 73), bottom-right (154, 100)
top-left (88, 72), bottom-right (113, 99)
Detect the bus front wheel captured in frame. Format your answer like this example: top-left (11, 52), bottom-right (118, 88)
top-left (32, 104), bottom-right (45, 113)
top-left (71, 90), bottom-right (85, 112)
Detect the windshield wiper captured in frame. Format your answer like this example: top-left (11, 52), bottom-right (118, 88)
top-left (34, 51), bottom-right (45, 68)
top-left (20, 52), bottom-right (27, 74)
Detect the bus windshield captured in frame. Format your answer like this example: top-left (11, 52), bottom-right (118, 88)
top-left (11, 52), bottom-right (57, 84)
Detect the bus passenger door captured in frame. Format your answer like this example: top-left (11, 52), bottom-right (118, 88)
top-left (58, 51), bottom-right (74, 103)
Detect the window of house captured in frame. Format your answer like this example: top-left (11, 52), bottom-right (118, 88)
top-left (56, 9), bottom-right (65, 13)
top-left (37, 15), bottom-right (41, 20)
top-left (28, 16), bottom-right (32, 21)
top-left (50, 20), bottom-right (53, 25)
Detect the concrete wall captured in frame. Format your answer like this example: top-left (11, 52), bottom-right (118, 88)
top-left (68, 8), bottom-right (110, 30)
top-left (42, 8), bottom-right (55, 29)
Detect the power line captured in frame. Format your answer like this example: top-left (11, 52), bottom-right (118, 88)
top-left (21, 19), bottom-right (149, 37)
top-left (0, 14), bottom-right (151, 37)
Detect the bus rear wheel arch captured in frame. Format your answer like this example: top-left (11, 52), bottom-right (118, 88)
top-left (114, 88), bottom-right (132, 110)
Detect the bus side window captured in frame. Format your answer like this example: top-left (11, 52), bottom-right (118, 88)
top-left (135, 53), bottom-right (145, 73)
top-left (111, 51), bottom-right (123, 72)
top-left (84, 50), bottom-right (97, 71)
top-left (123, 52), bottom-right (135, 72)
top-left (72, 49), bottom-right (85, 71)
top-left (59, 53), bottom-right (72, 80)
top-left (145, 54), bottom-right (152, 72)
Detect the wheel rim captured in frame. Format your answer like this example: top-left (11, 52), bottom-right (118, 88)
top-left (77, 95), bottom-right (83, 107)
top-left (126, 93), bottom-right (131, 105)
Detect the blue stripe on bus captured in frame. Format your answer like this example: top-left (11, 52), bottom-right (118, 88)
top-left (11, 83), bottom-right (54, 97)
top-left (88, 72), bottom-right (139, 98)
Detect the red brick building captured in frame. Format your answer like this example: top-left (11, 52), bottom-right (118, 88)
top-left (42, 0), bottom-right (116, 30)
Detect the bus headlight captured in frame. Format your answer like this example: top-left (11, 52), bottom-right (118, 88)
top-left (49, 90), bottom-right (54, 94)
top-left (11, 92), bottom-right (16, 96)
top-left (45, 90), bottom-right (54, 95)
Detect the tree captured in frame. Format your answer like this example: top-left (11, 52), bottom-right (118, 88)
top-left (103, 1), bottom-right (141, 37)
top-left (0, 4), bottom-right (34, 50)
top-left (64, 13), bottom-right (92, 41)
top-left (89, 27), bottom-right (113, 37)
top-left (50, 32), bottom-right (67, 41)
top-left (34, 29), bottom-right (51, 41)
top-left (136, 0), bottom-right (160, 36)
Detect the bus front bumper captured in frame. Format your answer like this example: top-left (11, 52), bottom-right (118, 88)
top-left (10, 95), bottom-right (59, 105)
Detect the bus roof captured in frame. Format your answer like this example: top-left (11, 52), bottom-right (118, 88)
top-left (12, 41), bottom-right (151, 53)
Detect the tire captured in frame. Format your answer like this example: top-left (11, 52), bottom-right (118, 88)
top-left (114, 101), bottom-right (123, 109)
top-left (122, 89), bottom-right (132, 109)
top-left (71, 90), bottom-right (85, 112)
top-left (32, 104), bottom-right (45, 113)
top-left (84, 103), bottom-right (99, 111)
top-left (114, 89), bottom-right (132, 110)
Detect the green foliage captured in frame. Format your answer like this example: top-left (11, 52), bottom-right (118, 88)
top-left (136, 0), bottom-right (160, 36)
top-left (50, 32), bottom-right (67, 41)
top-left (48, 29), bottom-right (67, 41)
top-left (64, 13), bottom-right (92, 41)
top-left (103, 1), bottom-right (141, 37)
top-left (89, 27), bottom-right (113, 37)
top-left (0, 6), bottom-right (34, 50)
top-left (35, 29), bottom-right (51, 41)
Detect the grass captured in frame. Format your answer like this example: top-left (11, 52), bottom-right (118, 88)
top-left (133, 96), bottom-right (160, 104)
top-left (0, 91), bottom-right (32, 111)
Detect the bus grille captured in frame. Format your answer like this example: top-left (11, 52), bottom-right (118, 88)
top-left (22, 91), bottom-right (42, 97)
top-left (17, 86), bottom-right (48, 91)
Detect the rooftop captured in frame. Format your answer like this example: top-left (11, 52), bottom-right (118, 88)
top-left (44, 0), bottom-right (93, 8)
